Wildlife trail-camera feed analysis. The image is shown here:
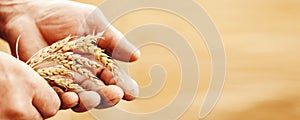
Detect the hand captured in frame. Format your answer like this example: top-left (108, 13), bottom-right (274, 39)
top-left (0, 52), bottom-right (60, 119)
top-left (0, 0), bottom-right (140, 112)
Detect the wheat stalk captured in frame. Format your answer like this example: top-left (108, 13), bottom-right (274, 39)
top-left (36, 65), bottom-right (72, 77)
top-left (25, 32), bottom-right (120, 92)
top-left (59, 34), bottom-right (116, 71)
top-left (27, 35), bottom-right (72, 66)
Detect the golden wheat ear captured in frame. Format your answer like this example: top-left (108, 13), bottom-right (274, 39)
top-left (25, 32), bottom-right (120, 92)
top-left (26, 35), bottom-right (72, 65)
top-left (25, 32), bottom-right (139, 101)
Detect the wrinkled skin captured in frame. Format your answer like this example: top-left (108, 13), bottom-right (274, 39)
top-left (0, 0), bottom-right (140, 119)
top-left (0, 51), bottom-right (60, 119)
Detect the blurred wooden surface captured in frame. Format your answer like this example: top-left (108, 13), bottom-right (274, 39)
top-left (1, 0), bottom-right (300, 119)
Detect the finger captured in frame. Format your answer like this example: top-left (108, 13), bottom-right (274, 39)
top-left (76, 6), bottom-right (140, 62)
top-left (72, 52), bottom-right (139, 100)
top-left (60, 92), bottom-right (79, 109)
top-left (83, 65), bottom-right (136, 101)
top-left (80, 79), bottom-right (122, 108)
top-left (80, 78), bottom-right (101, 90)
top-left (52, 86), bottom-right (79, 109)
top-left (79, 79), bottom-right (123, 109)
top-left (96, 68), bottom-right (138, 101)
top-left (98, 26), bottom-right (140, 62)
top-left (32, 76), bottom-right (61, 118)
top-left (95, 85), bottom-right (124, 109)
top-left (3, 15), bottom-right (48, 61)
top-left (97, 68), bottom-right (116, 85)
top-left (72, 91), bottom-right (101, 112)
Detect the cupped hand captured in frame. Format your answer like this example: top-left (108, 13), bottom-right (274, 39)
top-left (0, 0), bottom-right (140, 112)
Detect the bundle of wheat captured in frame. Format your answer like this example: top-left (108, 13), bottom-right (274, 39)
top-left (25, 32), bottom-right (138, 100)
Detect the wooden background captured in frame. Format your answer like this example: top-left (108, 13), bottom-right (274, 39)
top-left (1, 0), bottom-right (300, 119)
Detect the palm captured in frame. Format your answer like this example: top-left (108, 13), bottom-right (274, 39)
top-left (7, 0), bottom-right (108, 61)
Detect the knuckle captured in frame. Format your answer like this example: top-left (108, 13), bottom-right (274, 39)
top-left (43, 109), bottom-right (58, 118)
top-left (6, 109), bottom-right (26, 118)
top-left (43, 100), bottom-right (60, 118)
top-left (5, 104), bottom-right (34, 119)
top-left (29, 113), bottom-right (42, 120)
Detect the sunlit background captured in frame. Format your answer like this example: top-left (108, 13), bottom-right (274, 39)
top-left (1, 0), bottom-right (300, 119)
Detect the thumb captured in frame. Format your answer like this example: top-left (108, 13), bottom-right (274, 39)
top-left (99, 26), bottom-right (140, 62)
